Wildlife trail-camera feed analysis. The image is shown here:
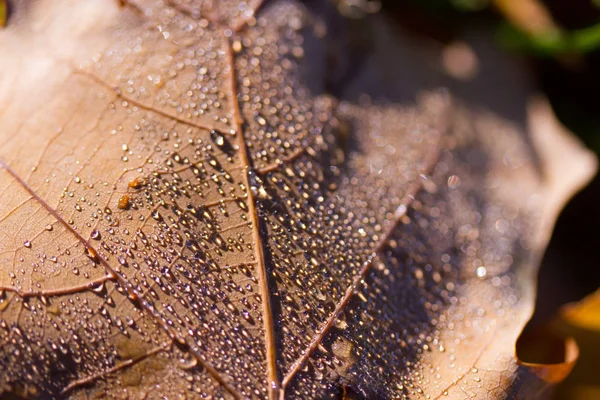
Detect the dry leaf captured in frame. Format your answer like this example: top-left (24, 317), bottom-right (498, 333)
top-left (0, 1), bottom-right (595, 399)
top-left (547, 291), bottom-right (600, 399)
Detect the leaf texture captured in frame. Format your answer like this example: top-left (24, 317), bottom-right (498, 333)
top-left (0, 1), bottom-right (595, 399)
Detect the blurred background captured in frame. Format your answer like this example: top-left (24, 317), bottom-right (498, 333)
top-left (375, 1), bottom-right (600, 398)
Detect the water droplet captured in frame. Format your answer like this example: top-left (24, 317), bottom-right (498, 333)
top-left (85, 246), bottom-right (99, 263)
top-left (210, 129), bottom-right (235, 156)
top-left (90, 230), bottom-right (101, 240)
top-left (128, 177), bottom-right (146, 189)
top-left (448, 175), bottom-right (461, 189)
top-left (237, 199), bottom-right (248, 212)
top-left (118, 195), bottom-right (131, 209)
top-left (23, 241), bottom-right (31, 248)
top-left (179, 357), bottom-right (198, 370)
top-left (476, 266), bottom-right (487, 278)
top-left (395, 204), bottom-right (407, 218)
top-left (151, 210), bottom-right (162, 220)
top-left (232, 40), bottom-right (243, 53)
top-left (91, 282), bottom-right (105, 293)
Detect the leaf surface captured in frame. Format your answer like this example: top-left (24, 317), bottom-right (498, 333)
top-left (0, 1), bottom-right (595, 399)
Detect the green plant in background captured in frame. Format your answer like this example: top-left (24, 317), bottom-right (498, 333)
top-left (450, 0), bottom-right (490, 11)
top-left (414, 0), bottom-right (600, 56)
top-left (497, 13), bottom-right (600, 56)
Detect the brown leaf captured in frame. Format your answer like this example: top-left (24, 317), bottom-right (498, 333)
top-left (0, 1), bottom-right (595, 399)
top-left (0, 0), bottom-right (6, 28)
top-left (548, 290), bottom-right (600, 399)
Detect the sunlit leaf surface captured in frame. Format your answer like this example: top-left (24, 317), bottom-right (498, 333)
top-left (0, 1), bottom-right (595, 398)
